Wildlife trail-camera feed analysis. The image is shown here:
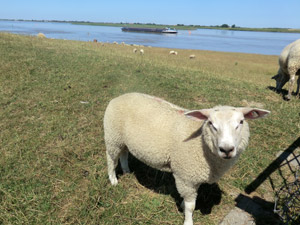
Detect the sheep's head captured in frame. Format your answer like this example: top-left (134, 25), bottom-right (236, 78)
top-left (185, 106), bottom-right (270, 160)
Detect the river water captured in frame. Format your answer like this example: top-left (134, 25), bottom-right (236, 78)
top-left (1, 20), bottom-right (299, 55)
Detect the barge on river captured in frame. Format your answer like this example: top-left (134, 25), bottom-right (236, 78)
top-left (121, 27), bottom-right (177, 34)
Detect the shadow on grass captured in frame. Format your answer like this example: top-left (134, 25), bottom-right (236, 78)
top-left (236, 137), bottom-right (300, 225)
top-left (234, 194), bottom-right (282, 225)
top-left (267, 86), bottom-right (299, 101)
top-left (116, 153), bottom-right (222, 215)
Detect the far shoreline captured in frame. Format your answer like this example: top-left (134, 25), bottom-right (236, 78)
top-left (72, 22), bottom-right (300, 34)
top-left (1, 19), bottom-right (300, 33)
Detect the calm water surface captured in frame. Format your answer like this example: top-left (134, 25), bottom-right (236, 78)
top-left (1, 20), bottom-right (300, 55)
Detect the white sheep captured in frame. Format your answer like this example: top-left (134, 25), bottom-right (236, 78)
top-left (189, 54), bottom-right (196, 59)
top-left (133, 48), bottom-right (137, 53)
top-left (140, 49), bottom-right (144, 55)
top-left (103, 93), bottom-right (270, 225)
top-left (37, 33), bottom-right (46, 38)
top-left (272, 39), bottom-right (300, 100)
top-left (169, 50), bottom-right (178, 55)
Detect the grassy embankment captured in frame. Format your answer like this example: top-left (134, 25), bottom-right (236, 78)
top-left (71, 22), bottom-right (300, 33)
top-left (0, 33), bottom-right (299, 224)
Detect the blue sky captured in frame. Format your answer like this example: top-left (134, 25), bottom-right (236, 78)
top-left (1, 0), bottom-right (299, 28)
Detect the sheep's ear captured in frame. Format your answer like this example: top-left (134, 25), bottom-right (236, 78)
top-left (239, 108), bottom-right (270, 119)
top-left (184, 109), bottom-right (210, 121)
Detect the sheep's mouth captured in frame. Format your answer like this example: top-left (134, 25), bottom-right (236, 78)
top-left (218, 152), bottom-right (234, 159)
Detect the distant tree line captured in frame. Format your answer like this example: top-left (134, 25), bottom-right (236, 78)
top-left (0, 19), bottom-right (238, 29)
top-left (177, 23), bottom-right (238, 28)
top-left (221, 24), bottom-right (236, 28)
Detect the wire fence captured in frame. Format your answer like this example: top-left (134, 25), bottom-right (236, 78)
top-left (274, 167), bottom-right (300, 225)
top-left (244, 138), bottom-right (300, 224)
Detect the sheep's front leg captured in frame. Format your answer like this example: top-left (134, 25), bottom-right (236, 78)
top-left (181, 199), bottom-right (196, 225)
top-left (287, 64), bottom-right (299, 100)
top-left (287, 74), bottom-right (296, 100)
top-left (174, 174), bottom-right (198, 225)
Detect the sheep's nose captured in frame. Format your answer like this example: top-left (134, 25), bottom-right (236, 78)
top-left (219, 147), bottom-right (234, 157)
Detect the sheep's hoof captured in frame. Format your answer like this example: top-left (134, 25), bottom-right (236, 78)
top-left (183, 220), bottom-right (193, 225)
top-left (109, 175), bottom-right (118, 186)
top-left (285, 96), bottom-right (291, 101)
top-left (110, 179), bottom-right (118, 186)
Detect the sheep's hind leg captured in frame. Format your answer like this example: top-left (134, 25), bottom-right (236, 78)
top-left (120, 150), bottom-right (130, 174)
top-left (106, 144), bottom-right (122, 186)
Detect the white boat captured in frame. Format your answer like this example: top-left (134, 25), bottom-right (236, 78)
top-left (161, 27), bottom-right (178, 34)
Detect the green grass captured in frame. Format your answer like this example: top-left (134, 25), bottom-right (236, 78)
top-left (0, 33), bottom-right (299, 224)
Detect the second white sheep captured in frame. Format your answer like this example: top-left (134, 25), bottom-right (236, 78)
top-left (272, 39), bottom-right (300, 100)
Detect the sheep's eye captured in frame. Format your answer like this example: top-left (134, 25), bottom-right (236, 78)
top-left (208, 121), bottom-right (217, 131)
top-left (236, 120), bottom-right (244, 130)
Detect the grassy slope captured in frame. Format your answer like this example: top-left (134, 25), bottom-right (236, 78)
top-left (0, 33), bottom-right (299, 224)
